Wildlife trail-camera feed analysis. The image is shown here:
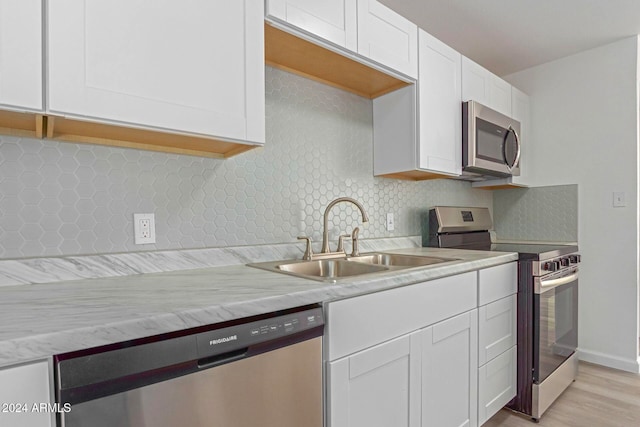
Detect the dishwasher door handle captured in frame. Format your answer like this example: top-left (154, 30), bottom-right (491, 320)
top-left (197, 348), bottom-right (248, 370)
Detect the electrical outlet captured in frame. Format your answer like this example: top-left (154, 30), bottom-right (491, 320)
top-left (134, 213), bottom-right (156, 244)
top-left (386, 213), bottom-right (395, 231)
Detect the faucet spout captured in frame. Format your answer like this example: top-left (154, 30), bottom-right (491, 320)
top-left (321, 197), bottom-right (369, 253)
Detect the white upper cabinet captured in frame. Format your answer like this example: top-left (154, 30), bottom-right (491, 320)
top-left (462, 56), bottom-right (511, 116)
top-left (266, 0), bottom-right (357, 50)
top-left (266, 0), bottom-right (417, 79)
top-left (47, 0), bottom-right (265, 144)
top-left (373, 30), bottom-right (460, 178)
top-left (0, 0), bottom-right (43, 111)
top-left (417, 30), bottom-right (461, 175)
top-left (356, 0), bottom-right (418, 79)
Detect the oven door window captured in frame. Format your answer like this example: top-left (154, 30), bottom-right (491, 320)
top-left (533, 276), bottom-right (578, 383)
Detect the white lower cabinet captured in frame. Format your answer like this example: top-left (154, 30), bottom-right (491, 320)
top-left (325, 270), bottom-right (479, 427)
top-left (0, 361), bottom-right (53, 427)
top-left (326, 263), bottom-right (518, 427)
top-left (328, 311), bottom-right (478, 427)
top-left (422, 310), bottom-right (478, 427)
top-left (328, 333), bottom-right (421, 427)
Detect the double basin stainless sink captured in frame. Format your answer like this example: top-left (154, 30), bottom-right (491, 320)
top-left (249, 253), bottom-right (458, 283)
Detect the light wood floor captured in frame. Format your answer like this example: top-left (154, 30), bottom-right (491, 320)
top-left (484, 362), bottom-right (640, 427)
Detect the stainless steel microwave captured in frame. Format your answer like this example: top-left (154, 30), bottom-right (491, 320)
top-left (462, 100), bottom-right (521, 177)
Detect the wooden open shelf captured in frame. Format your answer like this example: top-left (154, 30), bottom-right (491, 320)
top-left (265, 24), bottom-right (410, 99)
top-left (0, 110), bottom-right (44, 139)
top-left (45, 116), bottom-right (259, 159)
top-left (473, 184), bottom-right (517, 190)
top-left (471, 177), bottom-right (527, 190)
top-left (377, 170), bottom-right (455, 181)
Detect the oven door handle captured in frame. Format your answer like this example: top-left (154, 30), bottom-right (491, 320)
top-left (536, 272), bottom-right (578, 294)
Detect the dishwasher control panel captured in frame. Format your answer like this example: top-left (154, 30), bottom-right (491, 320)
top-left (196, 307), bottom-right (323, 358)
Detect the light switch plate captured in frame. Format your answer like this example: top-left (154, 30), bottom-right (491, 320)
top-left (613, 192), bottom-right (626, 208)
top-left (134, 213), bottom-right (156, 244)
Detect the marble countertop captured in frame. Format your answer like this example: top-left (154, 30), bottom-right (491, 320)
top-left (0, 246), bottom-right (517, 368)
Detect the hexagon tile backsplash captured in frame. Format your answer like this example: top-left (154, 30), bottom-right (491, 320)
top-left (0, 67), bottom-right (492, 259)
top-left (493, 184), bottom-right (578, 242)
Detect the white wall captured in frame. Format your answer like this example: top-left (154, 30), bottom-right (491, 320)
top-left (506, 36), bottom-right (640, 372)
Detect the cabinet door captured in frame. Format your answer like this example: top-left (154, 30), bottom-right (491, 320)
top-left (0, 361), bottom-right (52, 427)
top-left (0, 0), bottom-right (42, 111)
top-left (478, 295), bottom-right (517, 366)
top-left (478, 346), bottom-right (517, 425)
top-left (461, 57), bottom-right (511, 116)
top-left (328, 333), bottom-right (421, 427)
top-left (510, 87), bottom-right (530, 186)
top-left (356, 0), bottom-right (418, 78)
top-left (417, 30), bottom-right (462, 175)
top-left (488, 77), bottom-right (511, 117)
top-left (422, 310), bottom-right (478, 427)
top-left (266, 0), bottom-right (357, 51)
top-left (461, 57), bottom-right (489, 106)
top-left (48, 0), bottom-right (265, 144)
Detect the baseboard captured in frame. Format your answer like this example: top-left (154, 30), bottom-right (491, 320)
top-left (577, 348), bottom-right (640, 373)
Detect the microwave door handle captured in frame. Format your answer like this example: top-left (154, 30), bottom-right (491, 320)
top-left (511, 125), bottom-right (521, 169)
top-left (503, 125), bottom-right (521, 171)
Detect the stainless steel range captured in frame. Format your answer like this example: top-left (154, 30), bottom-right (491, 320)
top-left (424, 206), bottom-right (580, 421)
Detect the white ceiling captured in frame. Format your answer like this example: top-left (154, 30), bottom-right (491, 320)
top-left (380, 0), bottom-right (640, 76)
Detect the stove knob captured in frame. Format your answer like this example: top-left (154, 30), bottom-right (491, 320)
top-left (560, 257), bottom-right (570, 267)
top-left (568, 254), bottom-right (581, 264)
top-left (543, 261), bottom-right (559, 272)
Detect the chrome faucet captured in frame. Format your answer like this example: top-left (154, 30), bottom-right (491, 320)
top-left (321, 197), bottom-right (369, 254)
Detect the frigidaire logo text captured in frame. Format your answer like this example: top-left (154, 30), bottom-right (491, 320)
top-left (209, 335), bottom-right (237, 346)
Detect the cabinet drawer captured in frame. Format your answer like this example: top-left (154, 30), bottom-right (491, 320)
top-left (327, 272), bottom-right (477, 361)
top-left (478, 346), bottom-right (517, 426)
top-left (478, 262), bottom-right (517, 306)
top-left (478, 295), bottom-right (517, 366)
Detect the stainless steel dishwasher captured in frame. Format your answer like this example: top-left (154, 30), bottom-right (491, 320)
top-left (55, 305), bottom-right (324, 427)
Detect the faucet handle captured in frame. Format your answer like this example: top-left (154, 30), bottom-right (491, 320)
top-left (350, 227), bottom-right (361, 257)
top-left (336, 234), bottom-right (351, 254)
top-left (297, 236), bottom-right (313, 261)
